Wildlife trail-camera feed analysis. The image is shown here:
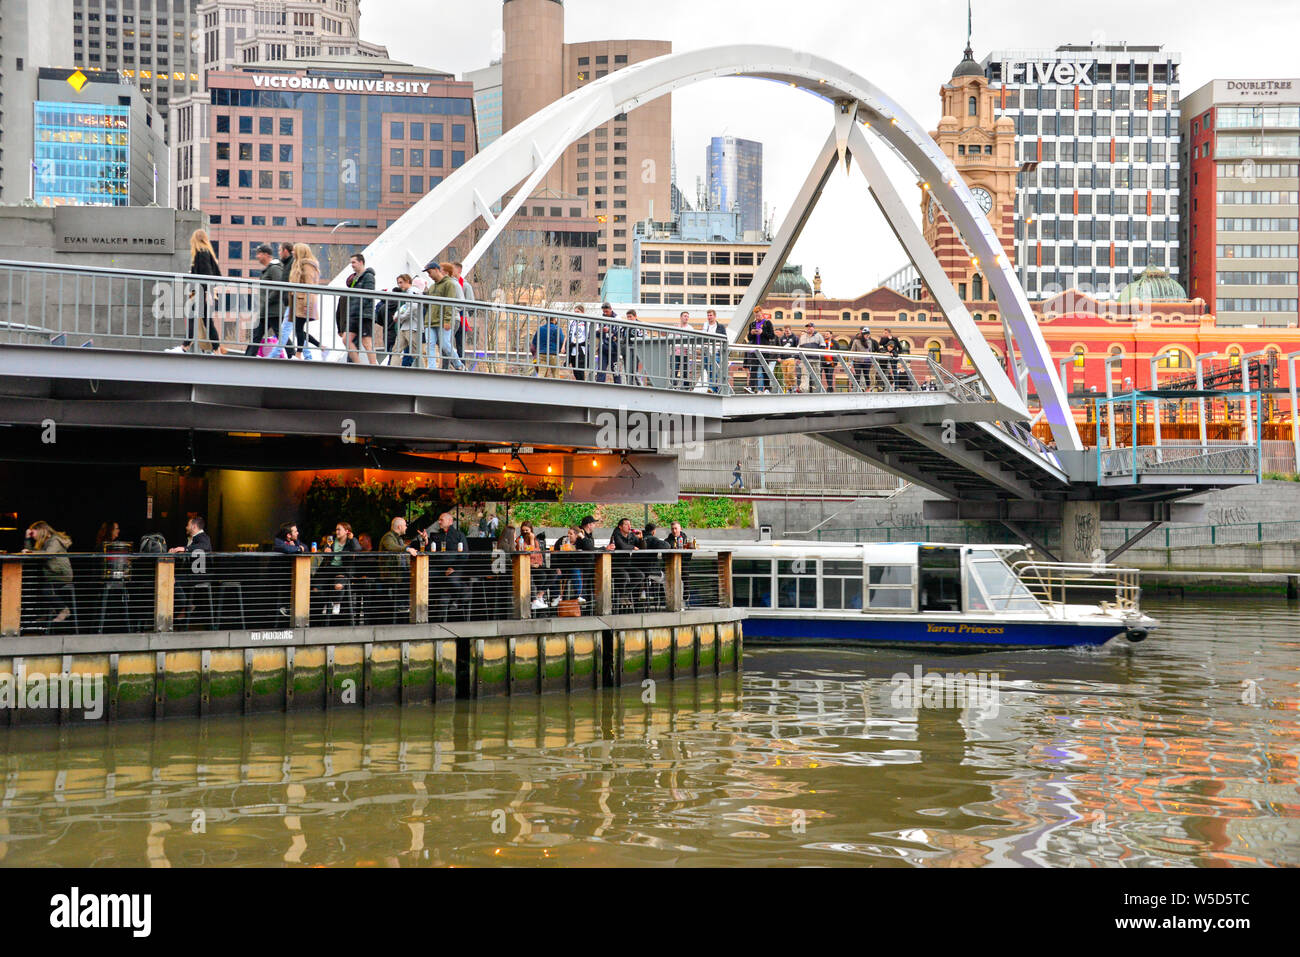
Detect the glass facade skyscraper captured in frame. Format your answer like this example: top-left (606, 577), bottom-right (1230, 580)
top-left (33, 101), bottom-right (132, 206)
top-left (201, 66), bottom-right (476, 277)
top-left (706, 135), bottom-right (763, 237)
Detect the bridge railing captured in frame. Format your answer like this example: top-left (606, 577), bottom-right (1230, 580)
top-left (0, 259), bottom-right (731, 394)
top-left (0, 547), bottom-right (733, 637)
top-left (725, 342), bottom-right (969, 396)
top-left (1098, 444), bottom-right (1261, 480)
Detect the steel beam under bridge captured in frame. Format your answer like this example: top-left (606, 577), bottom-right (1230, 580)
top-left (924, 500), bottom-right (1210, 524)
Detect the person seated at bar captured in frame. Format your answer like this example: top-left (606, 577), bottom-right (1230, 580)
top-left (515, 521), bottom-right (556, 609)
top-left (273, 522), bottom-right (306, 554)
top-left (424, 512), bottom-right (469, 620)
top-left (320, 522), bottom-right (360, 617)
top-left (376, 517), bottom-right (418, 623)
top-left (168, 515), bottom-right (212, 626)
top-left (22, 520), bottom-right (74, 631)
top-left (607, 517), bottom-right (646, 605)
top-left (551, 526), bottom-right (586, 604)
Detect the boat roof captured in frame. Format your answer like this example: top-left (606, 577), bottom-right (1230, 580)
top-left (714, 540), bottom-right (1029, 560)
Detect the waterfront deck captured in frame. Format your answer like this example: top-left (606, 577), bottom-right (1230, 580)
top-left (0, 550), bottom-right (741, 723)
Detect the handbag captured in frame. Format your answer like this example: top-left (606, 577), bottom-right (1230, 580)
top-left (556, 598), bottom-right (581, 618)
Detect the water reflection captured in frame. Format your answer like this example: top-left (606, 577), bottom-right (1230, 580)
top-left (0, 598), bottom-right (1296, 867)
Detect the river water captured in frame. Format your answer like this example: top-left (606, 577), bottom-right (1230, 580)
top-left (1, 597), bottom-right (1296, 867)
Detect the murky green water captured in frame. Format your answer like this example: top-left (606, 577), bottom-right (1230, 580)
top-left (1, 597), bottom-right (1297, 867)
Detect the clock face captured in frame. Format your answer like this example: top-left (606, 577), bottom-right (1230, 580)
top-left (971, 187), bottom-right (994, 214)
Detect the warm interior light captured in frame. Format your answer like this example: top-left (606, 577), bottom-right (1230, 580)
top-left (546, 465), bottom-right (553, 474)
top-left (591, 458), bottom-right (599, 467)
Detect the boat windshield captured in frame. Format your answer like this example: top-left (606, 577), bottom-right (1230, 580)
top-left (965, 550), bottom-right (1043, 612)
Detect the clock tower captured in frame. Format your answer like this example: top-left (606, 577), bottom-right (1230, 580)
top-left (923, 18), bottom-right (1018, 304)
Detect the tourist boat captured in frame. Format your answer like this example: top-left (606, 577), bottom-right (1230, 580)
top-left (727, 541), bottom-right (1156, 649)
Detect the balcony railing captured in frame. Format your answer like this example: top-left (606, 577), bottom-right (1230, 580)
top-left (0, 548), bottom-right (733, 638)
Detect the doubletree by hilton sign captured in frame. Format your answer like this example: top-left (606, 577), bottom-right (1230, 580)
top-left (251, 74), bottom-right (435, 95)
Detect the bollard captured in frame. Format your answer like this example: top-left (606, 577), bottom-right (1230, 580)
top-left (291, 554), bottom-right (311, 628)
top-left (593, 552), bottom-right (613, 616)
top-left (511, 552), bottom-right (531, 619)
top-left (410, 554), bottom-right (429, 624)
top-left (1, 561), bottom-right (21, 636)
top-left (154, 558), bottom-right (175, 632)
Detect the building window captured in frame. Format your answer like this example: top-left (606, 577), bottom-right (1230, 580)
top-left (216, 169), bottom-right (230, 187)
top-left (391, 122), bottom-right (404, 139)
top-left (409, 123), bottom-right (424, 140)
top-left (279, 172), bottom-right (292, 189)
top-left (452, 151), bottom-right (465, 167)
top-left (238, 170), bottom-right (252, 188)
top-left (216, 115), bottom-right (229, 133)
top-left (280, 117), bottom-right (293, 136)
top-left (409, 176), bottom-right (424, 193)
top-left (216, 142), bottom-right (230, 160)
top-left (259, 170), bottom-right (273, 189)
top-left (279, 144), bottom-right (292, 163)
top-left (968, 96), bottom-right (977, 116)
top-left (391, 148), bottom-right (404, 166)
top-left (259, 116), bottom-right (272, 136)
top-left (228, 241), bottom-right (243, 260)
top-left (238, 116), bottom-right (252, 134)
top-left (259, 143), bottom-right (272, 163)
top-left (390, 175), bottom-right (404, 192)
top-left (452, 124), bottom-right (466, 142)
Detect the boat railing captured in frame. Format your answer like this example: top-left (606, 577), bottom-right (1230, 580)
top-left (1008, 560), bottom-right (1142, 615)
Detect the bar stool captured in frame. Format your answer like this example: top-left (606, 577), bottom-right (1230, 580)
top-left (215, 580), bottom-right (247, 630)
top-left (97, 580), bottom-right (131, 634)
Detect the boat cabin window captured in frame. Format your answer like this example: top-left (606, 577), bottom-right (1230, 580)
top-left (732, 559), bottom-right (772, 608)
top-left (866, 564), bottom-right (913, 610)
top-left (918, 547), bottom-right (961, 611)
top-left (964, 550), bottom-right (1043, 611)
top-left (777, 559), bottom-right (817, 609)
top-left (822, 559), bottom-right (864, 609)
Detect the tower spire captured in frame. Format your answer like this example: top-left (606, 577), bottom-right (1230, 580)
top-left (964, 0), bottom-right (974, 61)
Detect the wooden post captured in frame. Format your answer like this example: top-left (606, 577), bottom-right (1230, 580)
top-left (511, 553), bottom-right (531, 620)
top-left (717, 551), bottom-right (733, 608)
top-left (410, 554), bottom-right (429, 624)
top-left (1, 561), bottom-right (22, 636)
top-left (593, 551), bottom-right (613, 616)
top-left (291, 555), bottom-right (312, 628)
top-left (154, 558), bottom-right (175, 632)
top-left (664, 552), bottom-right (684, 612)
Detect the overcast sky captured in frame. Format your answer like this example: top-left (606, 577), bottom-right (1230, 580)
top-left (369, 0), bottom-right (1299, 297)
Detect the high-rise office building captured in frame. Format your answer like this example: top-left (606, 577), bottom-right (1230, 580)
top-left (706, 135), bottom-right (763, 237)
top-left (1182, 79), bottom-right (1299, 327)
top-left (499, 0), bottom-right (671, 285)
top-left (34, 67), bottom-right (169, 207)
top-left (195, 0), bottom-right (385, 71)
top-left (172, 0), bottom-right (390, 210)
top-left (981, 42), bottom-right (1183, 298)
top-left (71, 0), bottom-right (202, 141)
top-left (196, 59), bottom-right (475, 278)
top-left (465, 62), bottom-right (503, 149)
top-left (0, 0), bottom-right (75, 204)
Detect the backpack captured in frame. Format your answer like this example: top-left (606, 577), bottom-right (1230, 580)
top-left (139, 533), bottom-right (167, 553)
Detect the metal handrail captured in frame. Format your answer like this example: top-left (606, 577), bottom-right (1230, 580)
top-left (1009, 559), bottom-right (1143, 614)
top-left (0, 259), bottom-right (732, 393)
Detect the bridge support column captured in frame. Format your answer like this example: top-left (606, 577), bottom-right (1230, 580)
top-left (1060, 501), bottom-right (1102, 565)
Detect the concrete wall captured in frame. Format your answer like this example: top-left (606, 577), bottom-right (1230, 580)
top-left (0, 206), bottom-right (199, 272)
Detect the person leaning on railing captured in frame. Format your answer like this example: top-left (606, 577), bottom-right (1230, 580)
top-left (566, 306), bottom-right (590, 381)
top-left (530, 314), bottom-right (565, 378)
top-left (21, 520), bottom-right (74, 631)
top-left (551, 526), bottom-right (587, 604)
